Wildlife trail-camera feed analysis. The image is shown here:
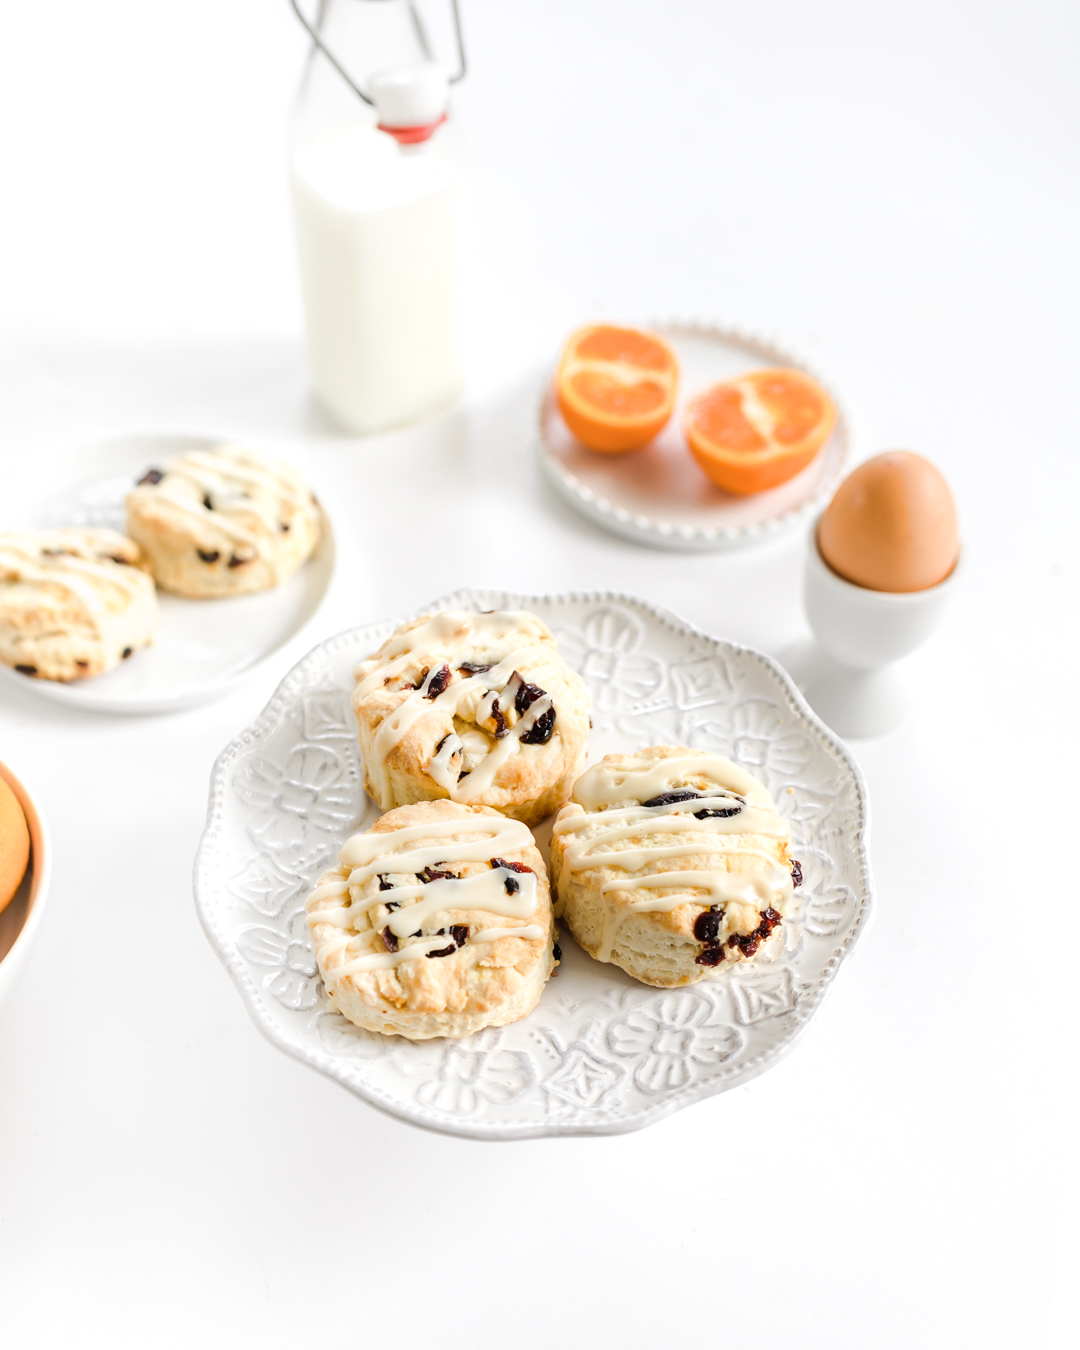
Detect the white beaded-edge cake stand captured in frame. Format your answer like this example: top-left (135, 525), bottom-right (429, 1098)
top-left (537, 321), bottom-right (850, 552)
top-left (195, 589), bottom-right (874, 1140)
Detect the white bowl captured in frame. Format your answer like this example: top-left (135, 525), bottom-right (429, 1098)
top-left (0, 760), bottom-right (51, 1011)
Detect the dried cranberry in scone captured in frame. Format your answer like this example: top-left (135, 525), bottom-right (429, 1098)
top-left (351, 609), bottom-right (590, 825)
top-left (550, 746), bottom-right (794, 989)
top-left (304, 800), bottom-right (558, 1040)
top-left (125, 442), bottom-right (321, 599)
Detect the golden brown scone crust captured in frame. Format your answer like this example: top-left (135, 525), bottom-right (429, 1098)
top-left (307, 800), bottom-right (557, 1040)
top-left (352, 610), bottom-right (590, 825)
top-left (0, 527), bottom-right (158, 682)
top-left (125, 443), bottom-right (321, 598)
top-left (551, 746), bottom-right (793, 988)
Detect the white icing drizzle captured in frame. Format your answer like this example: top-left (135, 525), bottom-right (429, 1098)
top-left (459, 730), bottom-right (492, 756)
top-left (556, 795), bottom-right (788, 873)
top-left (151, 493), bottom-right (261, 547)
top-left (473, 925), bottom-right (546, 943)
top-left (127, 444), bottom-right (312, 552)
top-left (428, 732), bottom-right (464, 791)
top-left (316, 869), bottom-right (536, 936)
top-left (352, 610), bottom-right (560, 805)
top-left (0, 531), bottom-right (149, 640)
top-left (181, 446), bottom-right (306, 505)
top-left (555, 754), bottom-right (793, 964)
top-left (570, 754), bottom-right (777, 813)
top-left (338, 813), bottom-right (530, 871)
top-left (305, 813), bottom-right (546, 988)
top-left (599, 862), bottom-right (788, 908)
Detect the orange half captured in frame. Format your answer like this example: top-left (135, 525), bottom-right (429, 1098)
top-left (556, 324), bottom-right (679, 452)
top-left (685, 368), bottom-right (836, 495)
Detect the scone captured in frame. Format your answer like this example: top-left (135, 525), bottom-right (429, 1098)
top-left (550, 746), bottom-right (798, 988)
top-left (0, 528), bottom-right (158, 681)
top-left (352, 609), bottom-right (591, 825)
top-left (125, 443), bottom-right (321, 598)
top-left (305, 799), bottom-right (557, 1039)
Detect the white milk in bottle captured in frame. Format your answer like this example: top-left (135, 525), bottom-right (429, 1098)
top-left (290, 59), bottom-right (464, 433)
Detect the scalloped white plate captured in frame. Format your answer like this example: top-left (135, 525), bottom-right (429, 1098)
top-left (0, 433), bottom-right (335, 715)
top-left (537, 322), bottom-right (850, 551)
top-left (195, 589), bottom-right (873, 1139)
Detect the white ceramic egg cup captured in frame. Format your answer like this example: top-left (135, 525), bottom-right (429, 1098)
top-left (783, 521), bottom-right (961, 739)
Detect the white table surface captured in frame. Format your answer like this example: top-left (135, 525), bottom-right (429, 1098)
top-left (1, 2), bottom-right (1077, 1346)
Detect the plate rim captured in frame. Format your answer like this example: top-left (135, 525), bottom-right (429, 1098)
top-left (536, 319), bottom-right (851, 553)
top-left (0, 430), bottom-right (337, 716)
top-left (194, 587), bottom-right (875, 1140)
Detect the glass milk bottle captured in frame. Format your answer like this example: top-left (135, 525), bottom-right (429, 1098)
top-left (288, 0), bottom-right (466, 433)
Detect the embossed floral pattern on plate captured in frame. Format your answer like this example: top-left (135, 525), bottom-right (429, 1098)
top-left (195, 590), bottom-right (873, 1140)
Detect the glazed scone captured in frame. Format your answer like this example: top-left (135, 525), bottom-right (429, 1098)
top-left (125, 443), bottom-right (321, 598)
top-left (0, 528), bottom-right (158, 682)
top-left (550, 746), bottom-right (798, 988)
top-left (352, 609), bottom-right (591, 825)
top-left (306, 800), bottom-right (557, 1040)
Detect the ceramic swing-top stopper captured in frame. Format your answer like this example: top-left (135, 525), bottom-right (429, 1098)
top-left (369, 61), bottom-right (450, 138)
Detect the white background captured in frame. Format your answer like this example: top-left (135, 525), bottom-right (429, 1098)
top-left (1, 2), bottom-right (1078, 1346)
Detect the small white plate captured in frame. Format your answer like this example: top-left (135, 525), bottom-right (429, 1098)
top-left (196, 588), bottom-right (874, 1140)
top-left (537, 321), bottom-right (850, 552)
top-left (0, 434), bottom-right (335, 715)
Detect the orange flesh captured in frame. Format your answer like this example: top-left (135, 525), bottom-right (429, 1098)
top-left (685, 368), bottom-right (835, 495)
top-left (556, 324), bottom-right (679, 452)
top-left (690, 387), bottom-right (767, 454)
top-left (575, 327), bottom-right (674, 372)
top-left (568, 370), bottom-right (667, 416)
top-left (756, 374), bottom-right (826, 445)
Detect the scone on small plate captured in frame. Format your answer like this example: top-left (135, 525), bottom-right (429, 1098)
top-left (550, 745), bottom-right (798, 988)
top-left (352, 609), bottom-right (591, 825)
top-left (306, 800), bottom-right (557, 1040)
top-left (0, 528), bottom-right (158, 682)
top-left (125, 443), bottom-right (321, 598)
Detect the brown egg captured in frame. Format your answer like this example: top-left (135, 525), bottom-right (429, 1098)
top-left (818, 451), bottom-right (959, 593)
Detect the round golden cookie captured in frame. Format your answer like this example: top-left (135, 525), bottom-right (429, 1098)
top-left (550, 746), bottom-right (796, 988)
top-left (0, 528), bottom-right (158, 682)
top-left (0, 775), bottom-right (30, 916)
top-left (352, 609), bottom-right (591, 825)
top-left (125, 443), bottom-right (321, 598)
top-left (306, 800), bottom-right (556, 1040)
